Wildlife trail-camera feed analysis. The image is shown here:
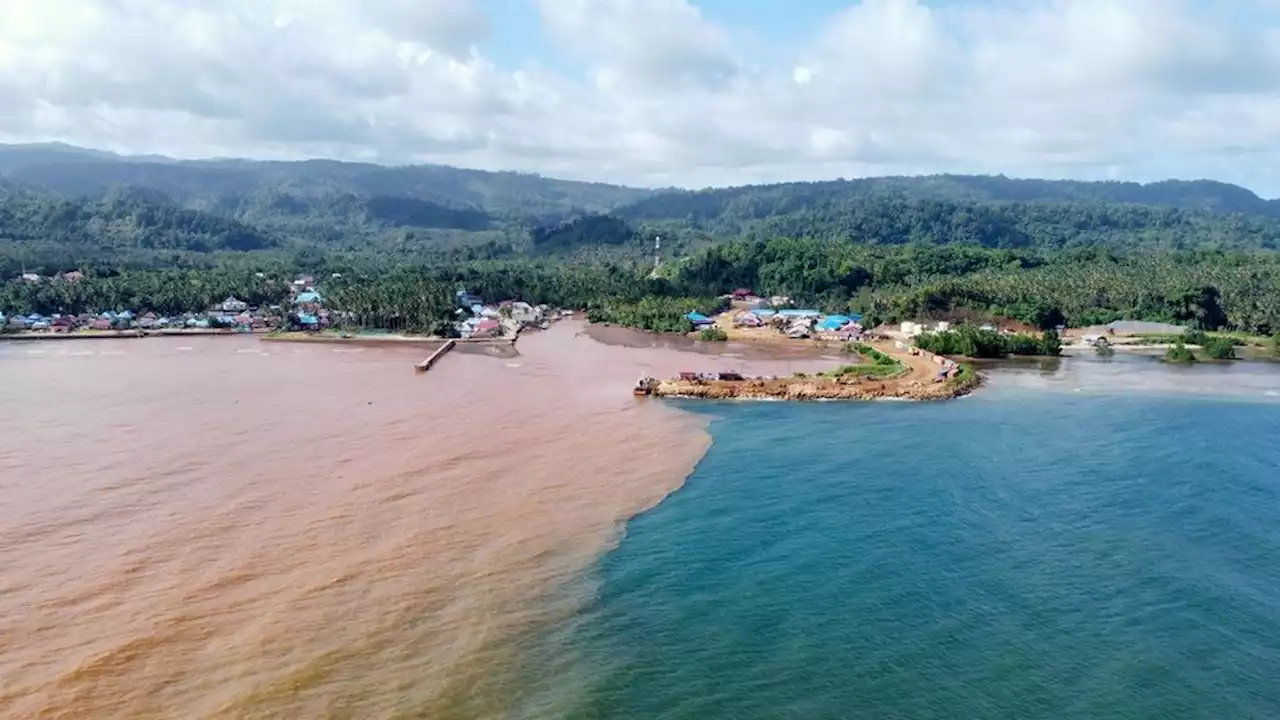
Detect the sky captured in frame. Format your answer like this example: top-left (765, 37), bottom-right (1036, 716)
top-left (2, 0), bottom-right (1280, 193)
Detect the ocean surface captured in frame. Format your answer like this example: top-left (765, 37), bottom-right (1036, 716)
top-left (3, 332), bottom-right (1280, 719)
top-left (523, 377), bottom-right (1280, 719)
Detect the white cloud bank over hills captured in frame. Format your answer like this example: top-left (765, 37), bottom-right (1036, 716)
top-left (1, 0), bottom-right (1279, 192)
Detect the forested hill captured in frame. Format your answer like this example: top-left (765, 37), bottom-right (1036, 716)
top-left (620, 195), bottom-right (1280, 251)
top-left (616, 176), bottom-right (1280, 222)
top-left (0, 143), bottom-right (653, 218)
top-left (5, 142), bottom-right (1280, 267)
top-left (0, 191), bottom-right (275, 254)
top-left (4, 144), bottom-right (1278, 220)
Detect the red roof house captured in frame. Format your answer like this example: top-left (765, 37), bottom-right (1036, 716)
top-left (472, 319), bottom-right (501, 337)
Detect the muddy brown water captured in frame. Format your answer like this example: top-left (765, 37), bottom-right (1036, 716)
top-left (0, 323), bottom-right (835, 719)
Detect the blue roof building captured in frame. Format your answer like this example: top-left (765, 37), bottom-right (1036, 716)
top-left (294, 291), bottom-right (323, 304)
top-left (686, 311), bottom-right (716, 326)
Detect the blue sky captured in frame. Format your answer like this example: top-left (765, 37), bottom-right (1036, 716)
top-left (481, 0), bottom-right (881, 73)
top-left (479, 0), bottom-right (1279, 70)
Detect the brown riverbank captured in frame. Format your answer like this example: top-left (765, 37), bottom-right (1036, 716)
top-left (260, 331), bottom-right (514, 345)
top-left (652, 373), bottom-right (979, 401)
top-left (638, 335), bottom-right (981, 401)
top-left (584, 323), bottom-right (853, 361)
top-left (0, 328), bottom-right (253, 341)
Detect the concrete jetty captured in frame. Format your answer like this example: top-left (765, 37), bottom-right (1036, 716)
top-left (415, 339), bottom-right (457, 372)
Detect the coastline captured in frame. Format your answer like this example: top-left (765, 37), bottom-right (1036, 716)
top-left (650, 371), bottom-right (980, 401)
top-left (0, 328), bottom-right (255, 341)
top-left (600, 328), bottom-right (981, 402)
top-left (259, 331), bottom-right (514, 345)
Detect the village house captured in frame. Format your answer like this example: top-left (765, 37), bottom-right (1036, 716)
top-left (686, 311), bottom-right (717, 328)
top-left (220, 296), bottom-right (249, 313)
top-left (471, 318), bottom-right (502, 338)
top-left (456, 290), bottom-right (483, 308)
top-left (502, 301), bottom-right (541, 325)
top-left (294, 290), bottom-right (324, 314)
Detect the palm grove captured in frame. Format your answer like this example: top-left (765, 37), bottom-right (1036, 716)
top-left (2, 144), bottom-right (1279, 340)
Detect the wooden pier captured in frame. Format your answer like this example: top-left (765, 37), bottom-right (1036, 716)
top-left (415, 339), bottom-right (456, 372)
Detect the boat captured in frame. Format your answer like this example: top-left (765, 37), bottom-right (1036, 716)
top-left (633, 376), bottom-right (655, 396)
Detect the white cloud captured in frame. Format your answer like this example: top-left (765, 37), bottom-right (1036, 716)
top-left (1, 0), bottom-right (1279, 193)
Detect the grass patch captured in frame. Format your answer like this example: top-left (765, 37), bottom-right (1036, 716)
top-left (827, 343), bottom-right (907, 380)
top-left (820, 363), bottom-right (904, 380)
top-left (948, 363), bottom-right (980, 390)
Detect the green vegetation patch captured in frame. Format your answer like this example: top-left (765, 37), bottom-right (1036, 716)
top-left (822, 343), bottom-right (906, 379)
top-left (1164, 342), bottom-right (1198, 364)
top-left (915, 326), bottom-right (1061, 358)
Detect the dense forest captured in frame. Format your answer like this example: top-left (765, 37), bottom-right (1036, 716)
top-left (4, 143), bottom-right (1280, 337)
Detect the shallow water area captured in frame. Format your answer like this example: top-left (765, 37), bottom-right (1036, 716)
top-left (978, 351), bottom-right (1280, 400)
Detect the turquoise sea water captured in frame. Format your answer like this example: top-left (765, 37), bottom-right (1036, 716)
top-left (528, 380), bottom-right (1280, 719)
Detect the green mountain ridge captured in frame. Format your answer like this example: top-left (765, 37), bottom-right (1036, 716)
top-left (5, 142), bottom-right (1280, 278)
top-left (0, 144), bottom-right (652, 218)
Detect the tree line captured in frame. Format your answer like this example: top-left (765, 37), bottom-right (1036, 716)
top-left (5, 241), bottom-right (1280, 340)
top-left (6, 158), bottom-right (1280, 338)
top-left (915, 327), bottom-right (1062, 359)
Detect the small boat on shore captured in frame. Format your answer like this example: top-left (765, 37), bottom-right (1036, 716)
top-left (633, 376), bottom-right (655, 396)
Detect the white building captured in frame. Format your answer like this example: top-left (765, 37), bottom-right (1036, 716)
top-left (900, 321), bottom-right (924, 337)
top-left (220, 296), bottom-right (249, 313)
top-left (508, 301), bottom-right (540, 325)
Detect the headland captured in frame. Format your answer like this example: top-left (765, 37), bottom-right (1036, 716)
top-left (630, 333), bottom-right (980, 402)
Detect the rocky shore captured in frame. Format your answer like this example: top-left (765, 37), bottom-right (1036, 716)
top-left (652, 371), bottom-right (981, 402)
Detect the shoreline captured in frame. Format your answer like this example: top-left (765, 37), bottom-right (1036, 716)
top-left (613, 330), bottom-right (981, 402)
top-left (258, 331), bottom-right (514, 346)
top-left (0, 328), bottom-right (257, 341)
top-left (649, 368), bottom-right (980, 402)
